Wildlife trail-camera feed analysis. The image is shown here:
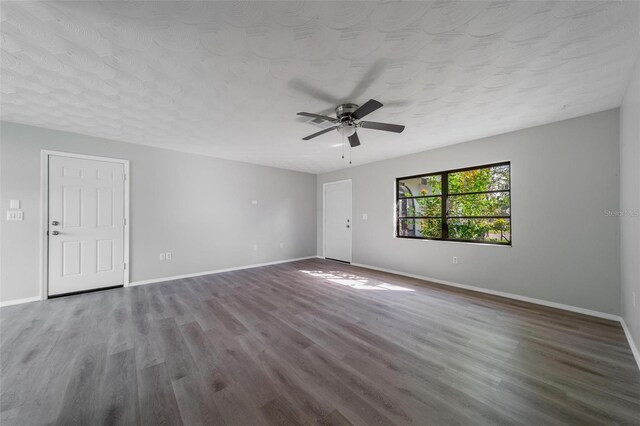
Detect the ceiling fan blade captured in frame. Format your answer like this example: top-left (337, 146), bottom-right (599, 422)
top-left (348, 132), bottom-right (361, 148)
top-left (302, 126), bottom-right (337, 140)
top-left (289, 79), bottom-right (340, 104)
top-left (352, 99), bottom-right (383, 120)
top-left (360, 121), bottom-right (405, 133)
top-left (297, 112), bottom-right (339, 123)
top-left (347, 59), bottom-right (389, 101)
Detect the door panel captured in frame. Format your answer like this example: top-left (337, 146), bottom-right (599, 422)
top-left (96, 239), bottom-right (114, 272)
top-left (324, 180), bottom-right (352, 263)
top-left (96, 187), bottom-right (114, 227)
top-left (48, 155), bottom-right (125, 296)
top-left (62, 186), bottom-right (82, 227)
top-left (62, 241), bottom-right (82, 276)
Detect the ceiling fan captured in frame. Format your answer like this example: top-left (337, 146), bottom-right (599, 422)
top-left (297, 99), bottom-right (405, 147)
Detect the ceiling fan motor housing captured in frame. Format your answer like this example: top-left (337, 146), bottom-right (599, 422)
top-left (335, 103), bottom-right (359, 121)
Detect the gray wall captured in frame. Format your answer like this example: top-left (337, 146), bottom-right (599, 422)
top-left (620, 57), bottom-right (640, 347)
top-left (317, 110), bottom-right (620, 314)
top-left (0, 122), bottom-right (317, 303)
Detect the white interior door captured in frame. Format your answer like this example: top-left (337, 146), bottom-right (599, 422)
top-left (48, 155), bottom-right (126, 296)
top-left (324, 180), bottom-right (352, 263)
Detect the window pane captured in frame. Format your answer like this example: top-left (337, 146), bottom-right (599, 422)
top-left (448, 164), bottom-right (509, 194)
top-left (398, 197), bottom-right (441, 217)
top-left (447, 218), bottom-right (511, 243)
top-left (398, 175), bottom-right (441, 198)
top-left (398, 219), bottom-right (442, 238)
top-left (447, 192), bottom-right (510, 217)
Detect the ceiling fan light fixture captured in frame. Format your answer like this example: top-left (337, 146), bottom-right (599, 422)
top-left (337, 123), bottom-right (357, 137)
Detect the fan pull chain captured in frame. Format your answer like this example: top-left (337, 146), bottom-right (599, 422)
top-left (341, 136), bottom-right (345, 159)
top-left (349, 144), bottom-right (352, 165)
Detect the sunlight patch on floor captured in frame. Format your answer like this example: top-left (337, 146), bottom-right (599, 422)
top-left (299, 270), bottom-right (415, 292)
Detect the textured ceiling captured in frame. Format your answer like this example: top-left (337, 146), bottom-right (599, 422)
top-left (1, 1), bottom-right (639, 174)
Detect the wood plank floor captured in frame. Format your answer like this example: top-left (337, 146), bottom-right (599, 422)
top-left (1, 258), bottom-right (639, 425)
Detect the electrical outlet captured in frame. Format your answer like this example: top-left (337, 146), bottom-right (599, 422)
top-left (362, 213), bottom-right (368, 221)
top-left (279, 242), bottom-right (284, 249)
top-left (452, 256), bottom-right (458, 264)
top-left (253, 244), bottom-right (258, 251)
top-left (159, 253), bottom-right (165, 261)
top-left (166, 252), bottom-right (172, 260)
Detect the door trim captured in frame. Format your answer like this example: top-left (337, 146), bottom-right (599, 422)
top-left (40, 150), bottom-right (130, 300)
top-left (322, 179), bottom-right (352, 262)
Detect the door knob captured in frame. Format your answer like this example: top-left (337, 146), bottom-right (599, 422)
top-left (51, 221), bottom-right (59, 226)
top-left (51, 230), bottom-right (60, 235)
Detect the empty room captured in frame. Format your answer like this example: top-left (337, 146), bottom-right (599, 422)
top-left (1, 1), bottom-right (640, 424)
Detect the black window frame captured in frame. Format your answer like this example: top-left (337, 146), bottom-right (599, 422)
top-left (395, 161), bottom-right (511, 246)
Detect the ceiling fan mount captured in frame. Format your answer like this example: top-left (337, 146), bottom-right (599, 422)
top-left (335, 103), bottom-right (359, 120)
top-left (297, 99), bottom-right (405, 148)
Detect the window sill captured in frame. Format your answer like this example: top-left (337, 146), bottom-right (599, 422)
top-left (394, 236), bottom-right (512, 247)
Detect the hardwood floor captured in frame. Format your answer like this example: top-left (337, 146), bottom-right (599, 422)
top-left (1, 258), bottom-right (639, 425)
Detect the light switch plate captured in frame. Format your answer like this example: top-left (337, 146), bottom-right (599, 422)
top-left (362, 213), bottom-right (368, 220)
top-left (10, 200), bottom-right (20, 209)
top-left (7, 211), bottom-right (24, 221)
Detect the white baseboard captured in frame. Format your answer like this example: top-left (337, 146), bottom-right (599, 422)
top-left (3, 256), bottom-right (637, 371)
top-left (128, 256), bottom-right (317, 287)
top-left (0, 296), bottom-right (42, 308)
top-left (0, 256), bottom-right (317, 305)
top-left (620, 318), bottom-right (640, 371)
top-left (349, 261), bottom-right (640, 372)
top-left (350, 262), bottom-right (621, 321)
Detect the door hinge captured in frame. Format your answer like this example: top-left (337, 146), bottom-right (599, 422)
top-left (123, 262), bottom-right (127, 270)
top-left (123, 173), bottom-right (127, 181)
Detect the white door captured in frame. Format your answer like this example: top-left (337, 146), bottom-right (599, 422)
top-left (324, 180), bottom-right (352, 263)
top-left (48, 155), bottom-right (126, 296)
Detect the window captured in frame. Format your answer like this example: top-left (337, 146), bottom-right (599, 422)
top-left (396, 162), bottom-right (511, 245)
